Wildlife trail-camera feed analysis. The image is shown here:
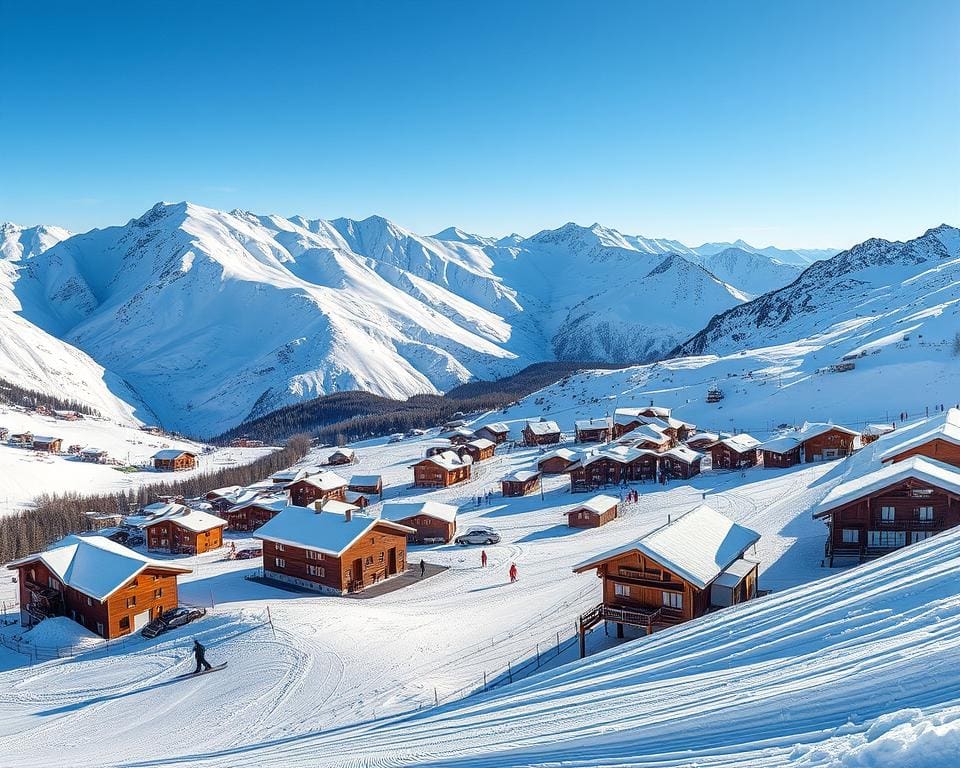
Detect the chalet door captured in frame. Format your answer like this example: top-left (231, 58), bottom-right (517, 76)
top-left (387, 547), bottom-right (397, 576)
top-left (353, 558), bottom-right (363, 587)
top-left (133, 610), bottom-right (150, 631)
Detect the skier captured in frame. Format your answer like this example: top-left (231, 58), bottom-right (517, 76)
top-left (192, 639), bottom-right (212, 674)
top-left (481, 550), bottom-right (488, 567)
top-left (419, 558), bottom-right (426, 578)
top-left (509, 562), bottom-right (518, 583)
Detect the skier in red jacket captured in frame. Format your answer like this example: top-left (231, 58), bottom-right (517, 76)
top-left (509, 562), bottom-right (518, 583)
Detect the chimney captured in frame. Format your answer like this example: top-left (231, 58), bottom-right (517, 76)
top-left (344, 508), bottom-right (352, 523)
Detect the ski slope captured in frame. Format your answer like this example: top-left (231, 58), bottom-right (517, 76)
top-left (0, 423), bottom-right (917, 767)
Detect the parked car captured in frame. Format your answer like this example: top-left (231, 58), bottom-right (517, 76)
top-left (388, 433), bottom-right (405, 443)
top-left (107, 530), bottom-right (130, 544)
top-left (124, 534), bottom-right (145, 548)
top-left (235, 547), bottom-right (261, 560)
top-left (141, 606), bottom-right (206, 638)
top-left (455, 526), bottom-right (501, 546)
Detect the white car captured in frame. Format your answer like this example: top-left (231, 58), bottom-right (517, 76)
top-left (455, 526), bottom-right (501, 546)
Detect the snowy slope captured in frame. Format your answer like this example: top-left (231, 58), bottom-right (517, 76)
top-left (0, 224), bottom-right (148, 423)
top-left (687, 246), bottom-right (803, 298)
top-left (677, 225), bottom-right (960, 358)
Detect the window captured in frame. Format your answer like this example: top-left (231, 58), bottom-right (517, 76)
top-left (912, 531), bottom-right (934, 543)
top-left (364, 556), bottom-right (373, 566)
top-left (96, 622), bottom-right (104, 635)
top-left (126, 596), bottom-right (137, 608)
top-left (918, 506), bottom-right (934, 521)
top-left (662, 591), bottom-right (683, 610)
top-left (880, 506), bottom-right (895, 521)
top-left (119, 616), bottom-right (130, 631)
top-left (345, 569), bottom-right (352, 581)
top-left (275, 543), bottom-right (285, 552)
top-left (154, 589), bottom-right (163, 599)
top-left (306, 550), bottom-right (324, 561)
top-left (378, 552), bottom-right (384, 564)
top-left (86, 596), bottom-right (93, 606)
top-left (867, 530), bottom-right (906, 548)
top-left (614, 583), bottom-right (630, 597)
top-left (842, 529), bottom-right (860, 544)
top-left (275, 557), bottom-right (286, 569)
top-left (48, 576), bottom-right (60, 591)
top-left (306, 565), bottom-right (325, 577)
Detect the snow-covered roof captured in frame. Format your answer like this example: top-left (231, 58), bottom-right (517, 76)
top-left (476, 422), bottom-right (509, 434)
top-left (717, 434), bottom-right (760, 452)
top-left (574, 504), bottom-right (760, 590)
top-left (577, 444), bottom-right (660, 468)
top-left (349, 474), bottom-right (382, 487)
top-left (80, 447), bottom-right (106, 455)
top-left (503, 469), bottom-right (541, 483)
top-left (208, 485), bottom-right (242, 498)
top-left (879, 408), bottom-right (960, 462)
top-left (570, 494), bottom-right (619, 515)
top-left (758, 435), bottom-right (802, 453)
top-left (626, 423), bottom-right (670, 444)
top-left (330, 447), bottom-right (355, 458)
top-left (254, 505), bottom-right (415, 556)
top-left (537, 448), bottom-right (580, 464)
top-left (813, 456), bottom-right (960, 518)
top-left (8, 535), bottom-right (190, 602)
top-left (576, 417), bottom-right (612, 431)
top-left (288, 471), bottom-right (349, 491)
top-left (379, 501), bottom-right (458, 524)
top-left (318, 499), bottom-right (361, 515)
top-left (797, 421), bottom-right (862, 440)
top-left (525, 420), bottom-right (561, 435)
top-left (443, 427), bottom-right (476, 438)
top-left (152, 449), bottom-right (195, 460)
top-left (863, 423), bottom-right (896, 437)
top-left (227, 493), bottom-right (287, 513)
top-left (663, 445), bottom-right (703, 463)
top-left (686, 431), bottom-right (719, 444)
top-left (139, 506), bottom-right (227, 533)
top-left (32, 435), bottom-right (59, 443)
top-left (271, 468), bottom-right (304, 482)
top-left (467, 438), bottom-right (496, 450)
top-left (713, 558), bottom-right (759, 588)
top-left (416, 450), bottom-right (472, 471)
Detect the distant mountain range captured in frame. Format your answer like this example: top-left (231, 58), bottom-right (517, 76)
top-left (13, 205), bottom-right (945, 438)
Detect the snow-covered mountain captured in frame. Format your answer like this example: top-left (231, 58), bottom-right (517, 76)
top-left (8, 207), bottom-right (761, 435)
top-left (695, 239), bottom-right (839, 266)
top-left (677, 225), bottom-right (960, 357)
top-left (0, 223), bottom-right (148, 423)
top-left (686, 246), bottom-right (803, 298)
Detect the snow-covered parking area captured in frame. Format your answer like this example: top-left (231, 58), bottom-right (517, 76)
top-left (0, 430), bottom-right (850, 767)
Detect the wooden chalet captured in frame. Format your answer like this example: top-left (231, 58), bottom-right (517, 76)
top-left (501, 469), bottom-right (542, 497)
top-left (523, 420), bottom-right (561, 446)
top-left (152, 449), bottom-right (197, 472)
top-left (222, 495), bottom-right (287, 532)
top-left (622, 423), bottom-right (672, 452)
top-left (575, 417), bottom-right (613, 444)
top-left (861, 423), bottom-right (896, 445)
top-left (10, 431), bottom-right (32, 446)
top-left (411, 450), bottom-right (472, 488)
top-left (31, 435), bottom-right (63, 453)
top-left (348, 474), bottom-right (383, 496)
top-left (537, 447), bottom-right (580, 475)
top-left (878, 408), bottom-right (960, 468)
top-left (327, 447), bottom-right (356, 466)
top-left (442, 427), bottom-right (477, 446)
top-left (345, 490), bottom-right (373, 508)
top-left (758, 435), bottom-right (803, 468)
top-left (79, 447), bottom-right (108, 463)
top-left (254, 505), bottom-right (415, 594)
top-left (798, 423), bottom-right (861, 462)
top-left (566, 445), bottom-right (659, 492)
top-left (567, 494), bottom-right (619, 528)
top-left (613, 407), bottom-right (694, 443)
top-left (573, 505), bottom-right (760, 656)
top-left (709, 434), bottom-right (760, 469)
top-left (684, 431), bottom-right (719, 451)
top-left (659, 446), bottom-right (703, 479)
top-left (425, 441), bottom-right (454, 457)
top-left (379, 501), bottom-right (458, 544)
top-left (8, 535), bottom-right (191, 639)
top-left (813, 456), bottom-right (960, 565)
top-left (460, 438), bottom-right (496, 462)
top-left (473, 422), bottom-right (510, 444)
top-left (140, 504), bottom-right (227, 555)
top-left (286, 471), bottom-right (349, 507)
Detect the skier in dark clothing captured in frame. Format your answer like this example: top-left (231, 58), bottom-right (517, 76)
top-left (419, 559), bottom-right (426, 578)
top-left (193, 639), bottom-right (212, 673)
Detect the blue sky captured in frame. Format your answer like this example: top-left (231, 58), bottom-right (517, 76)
top-left (1, 0), bottom-right (957, 248)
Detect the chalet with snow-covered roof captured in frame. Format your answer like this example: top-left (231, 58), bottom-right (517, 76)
top-left (379, 501), bottom-right (458, 543)
top-left (813, 456), bottom-right (960, 565)
top-left (223, 494), bottom-right (288, 531)
top-left (613, 407), bottom-right (693, 442)
top-left (798, 423), bottom-right (861, 462)
top-left (575, 417), bottom-right (613, 444)
top-left (566, 445), bottom-right (660, 492)
top-left (523, 420), bottom-right (561, 446)
top-left (758, 435), bottom-right (803, 468)
top-left (79, 447), bottom-right (108, 463)
top-left (501, 469), bottom-right (542, 497)
top-left (254, 505), bottom-right (415, 594)
top-left (567, 494), bottom-right (619, 528)
top-left (622, 423), bottom-right (672, 452)
top-left (152, 449), bottom-right (197, 472)
top-left (139, 506), bottom-right (227, 555)
top-left (473, 422), bottom-right (510, 444)
top-left (412, 451), bottom-right (472, 487)
top-left (286, 471), bottom-right (349, 507)
top-left (659, 446), bottom-right (703, 479)
top-left (31, 435), bottom-right (62, 453)
top-left (861, 423), bottom-right (896, 444)
top-left (460, 438), bottom-right (496, 462)
top-left (709, 434), bottom-right (760, 469)
top-left (878, 408), bottom-right (960, 468)
top-left (345, 490), bottom-right (373, 508)
top-left (573, 505), bottom-right (760, 655)
top-left (327, 447), bottom-right (356, 466)
top-left (685, 431), bottom-right (719, 451)
top-left (348, 474), bottom-right (383, 496)
top-left (53, 409), bottom-right (81, 420)
top-left (10, 431), bottom-right (32, 446)
top-left (442, 427), bottom-right (477, 446)
top-left (8, 535), bottom-right (191, 639)
top-left (271, 467), bottom-right (306, 485)
top-left (537, 447), bottom-right (580, 475)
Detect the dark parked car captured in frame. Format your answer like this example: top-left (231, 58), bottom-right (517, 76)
top-left (235, 547), bottom-right (262, 560)
top-left (124, 534), bottom-right (145, 548)
top-left (108, 530), bottom-right (130, 544)
top-left (141, 606), bottom-right (206, 638)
